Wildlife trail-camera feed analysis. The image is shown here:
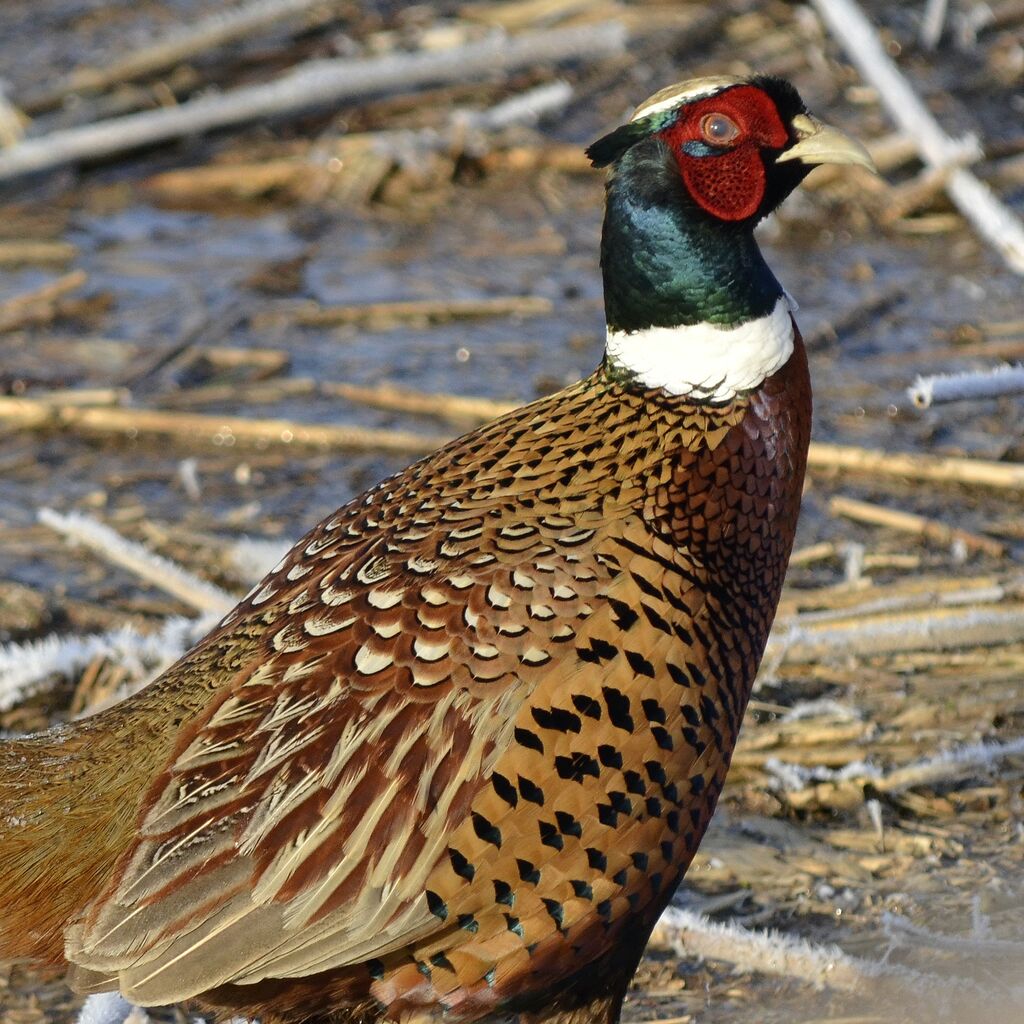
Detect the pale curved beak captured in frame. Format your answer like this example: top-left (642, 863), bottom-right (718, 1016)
top-left (776, 113), bottom-right (877, 173)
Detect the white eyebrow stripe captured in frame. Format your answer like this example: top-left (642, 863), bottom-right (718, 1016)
top-left (631, 76), bottom-right (746, 122)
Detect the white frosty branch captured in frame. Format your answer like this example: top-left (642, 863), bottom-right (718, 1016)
top-left (657, 905), bottom-right (939, 991)
top-left (76, 994), bottom-right (147, 1024)
top-left (0, 516), bottom-right (290, 714)
top-left (0, 613), bottom-right (219, 713)
top-left (39, 508), bottom-right (234, 614)
top-left (875, 735), bottom-right (1024, 793)
top-left (225, 536), bottom-right (294, 585)
top-left (456, 80), bottom-right (573, 132)
top-left (782, 698), bottom-right (862, 722)
top-left (764, 756), bottom-right (881, 792)
top-left (908, 363), bottom-right (1024, 408)
top-left (652, 906), bottom-right (1024, 1016)
top-left (763, 735), bottom-right (1024, 794)
top-left (884, 911), bottom-right (1024, 959)
top-left (766, 603), bottom-right (1024, 664)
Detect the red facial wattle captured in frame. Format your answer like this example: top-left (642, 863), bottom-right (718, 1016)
top-left (657, 85), bottom-right (790, 222)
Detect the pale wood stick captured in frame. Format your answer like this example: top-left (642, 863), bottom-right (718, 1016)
top-left (162, 379), bottom-right (516, 424)
top-left (157, 378), bottom-right (317, 408)
top-left (287, 295), bottom-right (553, 327)
top-left (23, 0), bottom-right (339, 113)
top-left (0, 269), bottom-right (87, 332)
top-left (878, 165), bottom-right (950, 223)
top-left (767, 602), bottom-right (1024, 663)
top-left (322, 382), bottom-right (517, 423)
top-left (479, 142), bottom-right (592, 175)
top-left (10, 372), bottom-right (1024, 491)
top-left (788, 541), bottom-right (838, 566)
top-left (144, 158), bottom-right (325, 202)
top-left (0, 239), bottom-right (77, 265)
top-left (828, 494), bottom-right (1006, 558)
top-left (0, 396), bottom-right (447, 454)
top-left (26, 387), bottom-right (129, 407)
top-left (807, 440), bottom-right (1024, 490)
top-left (0, 23), bottom-right (626, 182)
top-left (809, 0), bottom-right (1024, 274)
top-left (778, 571), bottom-right (1012, 617)
top-left (920, 0), bottom-right (950, 48)
top-left (983, 318), bottom-right (1024, 337)
top-left (201, 345), bottom-right (291, 376)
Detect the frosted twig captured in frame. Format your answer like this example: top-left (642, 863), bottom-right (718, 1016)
top-left (875, 735), bottom-right (1024, 793)
top-left (763, 735), bottom-right (1024, 799)
top-left (0, 613), bottom-right (218, 713)
top-left (883, 911), bottom-right (1024, 959)
top-left (908, 363), bottom-right (1024, 408)
top-left (76, 994), bottom-right (146, 1024)
top-left (457, 80), bottom-right (573, 131)
top-left (0, 23), bottom-right (626, 181)
top-left (651, 906), bottom-right (863, 989)
top-left (781, 698), bottom-right (862, 722)
top-left (809, 0), bottom-right (1024, 274)
top-left (840, 540), bottom-right (865, 583)
top-left (24, 0), bottom-right (338, 112)
top-left (226, 537), bottom-right (294, 585)
top-left (649, 906), bottom-right (1008, 1013)
top-left (764, 756), bottom-right (881, 792)
top-left (39, 508), bottom-right (233, 614)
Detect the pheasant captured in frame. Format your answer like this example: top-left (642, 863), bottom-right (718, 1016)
top-left (0, 76), bottom-right (872, 1024)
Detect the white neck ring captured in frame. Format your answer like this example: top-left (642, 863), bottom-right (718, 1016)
top-left (605, 296), bottom-right (796, 401)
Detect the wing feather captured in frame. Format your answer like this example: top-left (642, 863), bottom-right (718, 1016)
top-left (66, 490), bottom-right (610, 1002)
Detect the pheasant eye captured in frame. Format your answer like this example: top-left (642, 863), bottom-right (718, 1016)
top-left (700, 113), bottom-right (740, 146)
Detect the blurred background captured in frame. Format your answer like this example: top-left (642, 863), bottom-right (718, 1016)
top-left (0, 1), bottom-right (1023, 1021)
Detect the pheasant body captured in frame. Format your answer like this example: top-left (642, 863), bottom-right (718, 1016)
top-left (0, 74), bottom-right (871, 1024)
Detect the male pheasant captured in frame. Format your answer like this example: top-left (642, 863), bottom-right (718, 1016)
top-left (0, 76), bottom-right (872, 1024)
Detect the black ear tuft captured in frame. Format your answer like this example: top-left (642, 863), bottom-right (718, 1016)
top-left (749, 75), bottom-right (806, 123)
top-left (585, 121), bottom-right (648, 168)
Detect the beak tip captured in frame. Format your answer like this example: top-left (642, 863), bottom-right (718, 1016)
top-left (778, 116), bottom-right (878, 175)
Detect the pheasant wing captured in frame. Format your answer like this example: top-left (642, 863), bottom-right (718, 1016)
top-left (66, 488), bottom-right (613, 1005)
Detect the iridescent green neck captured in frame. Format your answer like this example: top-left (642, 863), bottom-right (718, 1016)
top-left (600, 138), bottom-right (784, 334)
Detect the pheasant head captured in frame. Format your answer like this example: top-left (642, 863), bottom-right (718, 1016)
top-left (588, 75), bottom-right (874, 400)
